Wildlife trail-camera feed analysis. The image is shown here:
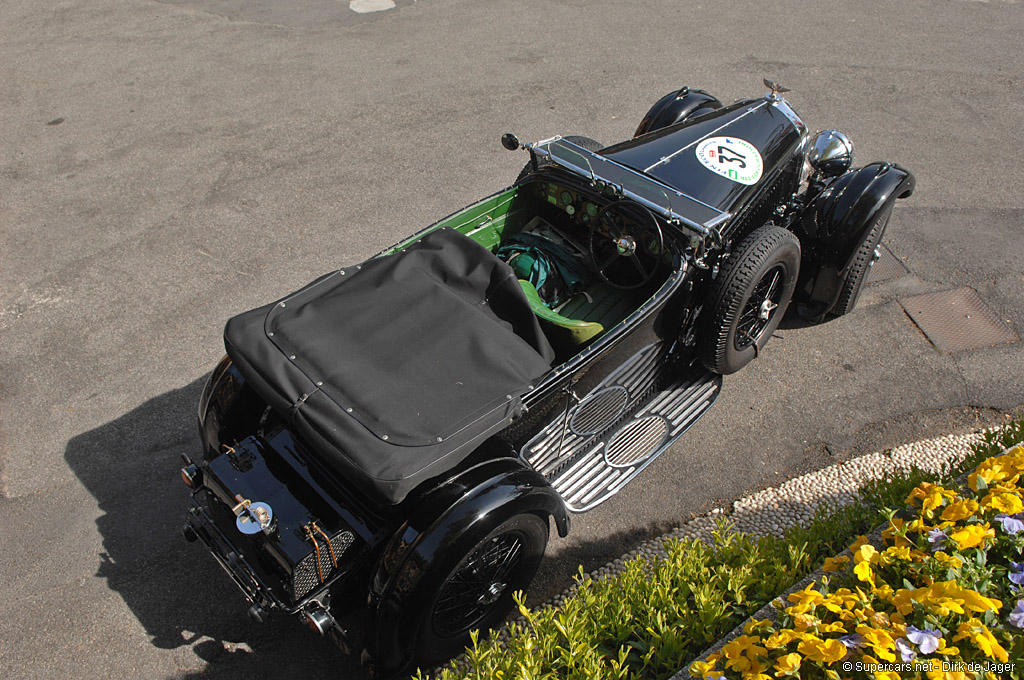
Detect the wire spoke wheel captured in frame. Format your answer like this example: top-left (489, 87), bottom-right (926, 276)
top-left (425, 514), bottom-right (548, 647)
top-left (734, 265), bottom-right (784, 350)
top-left (432, 532), bottom-right (524, 635)
top-left (698, 224), bottom-right (801, 374)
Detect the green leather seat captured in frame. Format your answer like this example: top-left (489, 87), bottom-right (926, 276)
top-left (518, 280), bottom-right (604, 351)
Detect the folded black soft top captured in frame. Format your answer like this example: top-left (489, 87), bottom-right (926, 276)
top-left (224, 227), bottom-right (555, 504)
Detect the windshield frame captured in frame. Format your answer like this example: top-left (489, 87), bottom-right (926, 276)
top-left (530, 137), bottom-right (731, 240)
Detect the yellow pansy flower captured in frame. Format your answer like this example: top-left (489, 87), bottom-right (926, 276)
top-left (744, 618), bottom-right (772, 634)
top-left (689, 658), bottom-right (718, 678)
top-left (940, 497), bottom-right (979, 522)
top-left (786, 584), bottom-right (824, 614)
top-left (906, 482), bottom-right (957, 518)
top-left (796, 637), bottom-right (846, 664)
top-left (855, 625), bottom-right (896, 663)
top-left (948, 523), bottom-right (995, 550)
top-left (740, 659), bottom-right (771, 680)
top-left (817, 621), bottom-right (847, 634)
top-left (772, 652), bottom-right (801, 677)
top-left (952, 619), bottom-right (1009, 663)
top-left (822, 555), bottom-right (849, 572)
top-left (981, 488), bottom-right (1024, 514)
top-left (790, 613), bottom-right (820, 630)
top-left (969, 454), bottom-right (1022, 491)
top-left (932, 551), bottom-right (964, 569)
top-left (847, 535), bottom-right (870, 552)
top-left (872, 583), bottom-right (894, 602)
top-left (765, 629), bottom-right (805, 649)
top-left (853, 560), bottom-right (875, 587)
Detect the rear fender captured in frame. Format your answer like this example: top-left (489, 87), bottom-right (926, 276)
top-left (634, 87), bottom-right (722, 137)
top-left (364, 456), bottom-right (567, 672)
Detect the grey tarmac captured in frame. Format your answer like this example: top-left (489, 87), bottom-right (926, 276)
top-left (1, 1), bottom-right (1022, 678)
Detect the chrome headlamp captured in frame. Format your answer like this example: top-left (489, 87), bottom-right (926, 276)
top-left (808, 129), bottom-right (854, 177)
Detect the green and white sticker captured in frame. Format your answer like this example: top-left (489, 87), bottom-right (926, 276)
top-left (695, 136), bottom-right (763, 185)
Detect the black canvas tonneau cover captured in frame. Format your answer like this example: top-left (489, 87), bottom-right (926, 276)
top-left (224, 228), bottom-right (555, 504)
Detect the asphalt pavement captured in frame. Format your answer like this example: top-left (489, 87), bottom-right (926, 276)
top-left (1, 1), bottom-right (1022, 678)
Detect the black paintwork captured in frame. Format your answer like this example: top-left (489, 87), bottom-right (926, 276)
top-left (602, 99), bottom-right (804, 219)
top-left (633, 86), bottom-right (723, 137)
top-left (365, 458), bottom-right (569, 674)
top-left (183, 84), bottom-right (916, 676)
top-left (791, 162), bottom-right (916, 319)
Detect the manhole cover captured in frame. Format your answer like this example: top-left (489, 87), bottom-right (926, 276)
top-left (900, 287), bottom-right (1018, 353)
top-left (866, 243), bottom-right (910, 283)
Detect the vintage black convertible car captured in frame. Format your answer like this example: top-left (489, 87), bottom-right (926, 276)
top-left (180, 82), bottom-right (914, 676)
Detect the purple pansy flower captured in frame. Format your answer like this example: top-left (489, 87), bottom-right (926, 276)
top-left (1010, 562), bottom-right (1024, 586)
top-left (927, 528), bottom-right (948, 551)
top-left (839, 633), bottom-right (865, 649)
top-left (1010, 600), bottom-right (1024, 629)
top-left (906, 626), bottom-right (942, 655)
top-left (896, 637), bottom-right (917, 662)
top-left (996, 513), bottom-right (1024, 534)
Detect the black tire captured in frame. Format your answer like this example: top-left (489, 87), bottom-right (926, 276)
top-left (516, 135), bottom-right (603, 181)
top-left (699, 225), bottom-right (801, 375)
top-left (832, 204), bottom-right (893, 316)
top-left (413, 513), bottom-right (548, 664)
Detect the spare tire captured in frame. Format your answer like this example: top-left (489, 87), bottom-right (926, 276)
top-left (699, 225), bottom-right (801, 374)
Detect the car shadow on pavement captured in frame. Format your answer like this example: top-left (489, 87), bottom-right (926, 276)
top-left (67, 379), bottom-right (828, 679)
top-left (64, 378), bottom-right (368, 679)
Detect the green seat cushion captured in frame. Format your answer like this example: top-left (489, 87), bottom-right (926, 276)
top-left (518, 280), bottom-right (604, 346)
top-left (557, 282), bottom-right (638, 330)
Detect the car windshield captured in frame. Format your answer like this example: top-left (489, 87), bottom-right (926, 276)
top-left (538, 138), bottom-right (728, 237)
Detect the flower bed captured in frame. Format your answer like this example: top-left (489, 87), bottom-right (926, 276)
top-left (689, 446), bottom-right (1024, 680)
top-left (416, 422), bottom-right (1024, 680)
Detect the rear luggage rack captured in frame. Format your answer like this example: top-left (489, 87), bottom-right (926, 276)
top-left (522, 347), bottom-right (721, 512)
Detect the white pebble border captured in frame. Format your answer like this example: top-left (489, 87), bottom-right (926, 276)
top-left (579, 430), bottom-right (986, 583)
top-left (433, 429), bottom-right (995, 676)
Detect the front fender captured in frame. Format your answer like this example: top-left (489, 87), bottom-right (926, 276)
top-left (801, 162), bottom-right (915, 272)
top-left (364, 457), bottom-right (567, 673)
top-left (634, 86), bottom-right (722, 137)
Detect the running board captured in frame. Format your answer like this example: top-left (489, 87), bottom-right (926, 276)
top-left (522, 357), bottom-right (722, 512)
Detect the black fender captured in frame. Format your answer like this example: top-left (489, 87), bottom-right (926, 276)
top-left (793, 162), bottom-right (915, 318)
top-left (634, 86), bottom-right (722, 137)
top-left (364, 456), bottom-right (568, 675)
top-left (196, 356), bottom-right (268, 461)
top-left (800, 162), bottom-right (915, 271)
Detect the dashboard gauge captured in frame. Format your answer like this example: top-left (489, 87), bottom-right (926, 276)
top-left (586, 202), bottom-right (598, 217)
top-left (560, 191), bottom-right (573, 206)
top-left (565, 204), bottom-right (575, 215)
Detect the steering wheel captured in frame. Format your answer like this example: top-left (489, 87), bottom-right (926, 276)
top-left (587, 200), bottom-right (664, 290)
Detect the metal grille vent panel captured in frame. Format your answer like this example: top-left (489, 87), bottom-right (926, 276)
top-left (292, 530), bottom-right (355, 600)
top-left (605, 416), bottom-right (668, 467)
top-left (569, 386), bottom-right (629, 436)
top-left (521, 354), bottom-right (722, 512)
